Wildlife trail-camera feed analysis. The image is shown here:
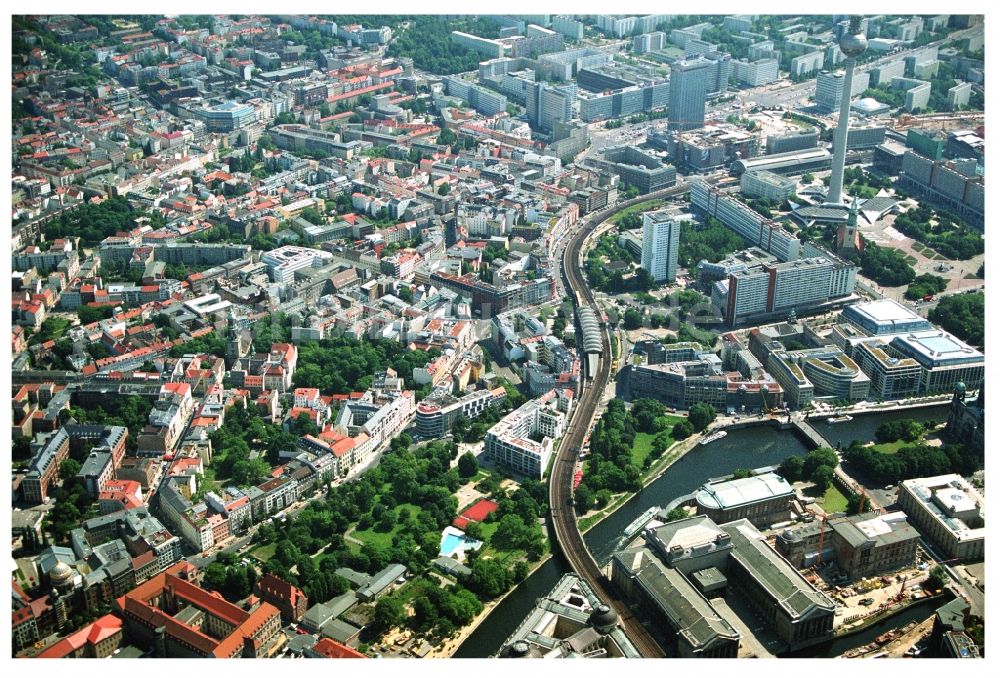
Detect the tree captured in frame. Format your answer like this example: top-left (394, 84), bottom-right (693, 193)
top-left (779, 455), bottom-right (804, 481)
top-left (847, 492), bottom-right (872, 515)
top-left (802, 448), bottom-right (839, 479)
top-left (801, 172), bottom-right (815, 183)
top-left (671, 419), bottom-right (694, 439)
top-left (373, 595), bottom-right (406, 631)
top-left (929, 292), bottom-right (984, 347)
top-left (231, 458), bottom-right (271, 487)
top-left (59, 458), bottom-right (81, 481)
top-left (573, 485), bottom-right (594, 512)
top-left (666, 507), bottom-right (688, 521)
top-left (623, 308), bottom-right (643, 330)
top-left (457, 452), bottom-right (479, 478)
top-left (470, 558), bottom-right (510, 599)
top-left (811, 464), bottom-right (834, 491)
top-left (925, 565), bottom-right (950, 591)
top-left (77, 305), bottom-right (113, 325)
top-left (687, 403), bottom-right (716, 433)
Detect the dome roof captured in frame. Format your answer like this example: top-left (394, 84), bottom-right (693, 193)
top-left (588, 604), bottom-right (619, 632)
top-left (955, 382), bottom-right (967, 394)
top-left (852, 98), bottom-right (887, 114)
top-left (50, 562), bottom-right (73, 585)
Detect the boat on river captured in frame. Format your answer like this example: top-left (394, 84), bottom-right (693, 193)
top-left (699, 430), bottom-right (728, 446)
top-left (827, 415), bottom-right (854, 424)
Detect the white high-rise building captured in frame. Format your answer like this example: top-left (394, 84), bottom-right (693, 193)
top-left (641, 209), bottom-right (686, 283)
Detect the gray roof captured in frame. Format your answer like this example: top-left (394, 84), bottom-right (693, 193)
top-left (616, 547), bottom-right (740, 652)
top-left (722, 519), bottom-right (835, 620)
top-left (334, 567), bottom-right (371, 589)
top-left (319, 618), bottom-right (362, 643)
top-left (357, 563), bottom-right (406, 599)
top-left (433, 556), bottom-right (472, 578)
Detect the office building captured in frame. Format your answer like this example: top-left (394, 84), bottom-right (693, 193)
top-left (846, 124), bottom-right (886, 149)
top-left (690, 181), bottom-right (802, 262)
top-left (587, 145), bottom-right (677, 194)
top-left (947, 82), bottom-right (972, 110)
top-left (702, 51), bottom-right (732, 96)
top-left (740, 169), bottom-right (797, 202)
top-left (496, 574), bottom-right (642, 658)
top-left (633, 31), bottom-right (666, 54)
top-left (731, 58), bottom-right (780, 87)
top-left (668, 58), bottom-right (710, 132)
top-left (578, 81), bottom-right (669, 122)
top-left (444, 76), bottom-right (508, 116)
top-left (640, 209), bottom-right (685, 283)
top-left (766, 128), bottom-right (819, 155)
top-left (898, 475), bottom-right (984, 561)
top-left (526, 81), bottom-right (576, 133)
top-left (776, 511), bottom-right (920, 580)
top-left (261, 246), bottom-right (335, 285)
top-left (451, 31), bottom-right (506, 59)
top-left (850, 340), bottom-right (923, 400)
top-left (199, 101), bottom-right (256, 133)
top-left (790, 51), bottom-right (824, 77)
top-left (717, 254), bottom-right (856, 327)
top-left (484, 389), bottom-right (572, 478)
top-left (415, 387), bottom-right (507, 438)
top-left (629, 354), bottom-right (784, 413)
top-left (612, 516), bottom-right (835, 656)
top-left (840, 299), bottom-right (932, 336)
top-left (815, 69), bottom-right (870, 111)
top-left (889, 330), bottom-right (984, 393)
top-left (695, 473), bottom-right (794, 528)
top-left (551, 16), bottom-right (585, 41)
top-left (898, 151), bottom-right (984, 226)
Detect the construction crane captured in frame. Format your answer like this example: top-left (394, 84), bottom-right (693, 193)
top-left (804, 506), bottom-right (830, 568)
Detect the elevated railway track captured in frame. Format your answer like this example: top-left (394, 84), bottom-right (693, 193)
top-left (547, 181), bottom-right (694, 658)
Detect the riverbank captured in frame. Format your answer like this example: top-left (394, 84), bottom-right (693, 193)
top-left (438, 428), bottom-right (706, 656)
top-left (425, 551), bottom-right (553, 658)
top-left (577, 432), bottom-right (704, 536)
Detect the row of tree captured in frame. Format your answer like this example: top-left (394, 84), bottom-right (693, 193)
top-left (929, 291), bottom-right (984, 347)
top-left (842, 439), bottom-right (981, 485)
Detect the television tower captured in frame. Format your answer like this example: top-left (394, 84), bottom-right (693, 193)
top-left (826, 15), bottom-right (868, 205)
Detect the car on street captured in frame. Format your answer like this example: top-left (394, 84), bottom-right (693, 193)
top-left (859, 597), bottom-right (875, 606)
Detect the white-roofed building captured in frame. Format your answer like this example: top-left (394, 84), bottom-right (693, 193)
top-left (695, 472), bottom-right (794, 528)
top-left (898, 474), bottom-right (984, 560)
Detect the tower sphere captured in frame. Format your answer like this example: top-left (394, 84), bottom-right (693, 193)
top-left (839, 16), bottom-right (868, 58)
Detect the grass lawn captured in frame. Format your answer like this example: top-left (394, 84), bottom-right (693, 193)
top-left (351, 502), bottom-right (422, 551)
top-left (479, 521), bottom-right (499, 543)
top-left (905, 255), bottom-right (918, 265)
top-left (820, 485), bottom-right (850, 514)
top-left (608, 199), bottom-right (663, 225)
top-left (630, 416), bottom-right (686, 468)
top-left (250, 542), bottom-right (277, 562)
top-left (872, 439), bottom-right (908, 454)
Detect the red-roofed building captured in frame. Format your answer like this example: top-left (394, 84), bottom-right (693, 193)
top-left (98, 479), bottom-right (144, 514)
top-left (305, 637), bottom-right (367, 658)
top-left (253, 573), bottom-right (308, 623)
top-left (113, 563), bottom-right (282, 658)
top-left (37, 614), bottom-right (124, 658)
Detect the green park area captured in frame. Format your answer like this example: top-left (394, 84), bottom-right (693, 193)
top-left (818, 485), bottom-right (850, 514)
top-left (608, 199), bottom-right (663, 226)
top-left (630, 416), bottom-right (686, 469)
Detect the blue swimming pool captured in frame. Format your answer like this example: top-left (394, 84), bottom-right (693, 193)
top-left (440, 533), bottom-right (465, 557)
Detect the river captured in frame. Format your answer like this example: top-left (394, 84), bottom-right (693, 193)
top-left (454, 405), bottom-right (953, 658)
